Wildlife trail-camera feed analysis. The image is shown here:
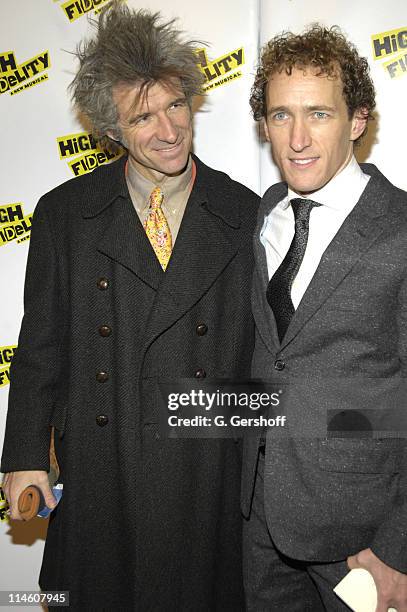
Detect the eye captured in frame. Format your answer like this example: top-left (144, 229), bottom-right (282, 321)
top-left (273, 111), bottom-right (287, 121)
top-left (314, 111), bottom-right (329, 119)
top-left (169, 99), bottom-right (188, 110)
top-left (129, 113), bottom-right (150, 126)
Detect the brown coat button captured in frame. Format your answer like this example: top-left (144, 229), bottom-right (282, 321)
top-left (96, 371), bottom-right (109, 383)
top-left (99, 325), bottom-right (112, 337)
top-left (274, 360), bottom-right (285, 371)
top-left (96, 414), bottom-right (109, 427)
top-left (196, 324), bottom-right (208, 336)
top-left (195, 368), bottom-right (206, 379)
top-left (97, 277), bottom-right (109, 290)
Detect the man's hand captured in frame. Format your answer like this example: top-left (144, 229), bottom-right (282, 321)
top-left (2, 471), bottom-right (56, 520)
top-left (347, 548), bottom-right (407, 612)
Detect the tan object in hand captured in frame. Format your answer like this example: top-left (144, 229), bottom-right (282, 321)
top-left (17, 485), bottom-right (43, 521)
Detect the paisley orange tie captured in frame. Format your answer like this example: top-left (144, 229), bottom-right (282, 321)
top-left (144, 187), bottom-right (172, 271)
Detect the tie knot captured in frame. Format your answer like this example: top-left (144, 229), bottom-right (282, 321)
top-left (290, 198), bottom-right (321, 223)
top-left (149, 187), bottom-right (164, 210)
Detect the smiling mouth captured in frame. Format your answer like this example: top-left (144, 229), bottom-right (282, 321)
top-left (155, 141), bottom-right (183, 154)
top-left (290, 157), bottom-right (319, 167)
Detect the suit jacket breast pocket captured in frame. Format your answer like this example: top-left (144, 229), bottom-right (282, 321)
top-left (318, 438), bottom-right (403, 474)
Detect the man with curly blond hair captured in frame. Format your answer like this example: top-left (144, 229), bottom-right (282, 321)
top-left (242, 24), bottom-right (407, 610)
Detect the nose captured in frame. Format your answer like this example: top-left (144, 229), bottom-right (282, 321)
top-left (289, 116), bottom-right (311, 152)
top-left (156, 113), bottom-right (178, 143)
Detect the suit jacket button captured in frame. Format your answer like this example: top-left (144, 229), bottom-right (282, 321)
top-left (196, 323), bottom-right (208, 336)
top-left (96, 371), bottom-right (109, 383)
top-left (97, 277), bottom-right (109, 290)
top-left (274, 359), bottom-right (285, 371)
top-left (96, 414), bottom-right (109, 427)
top-left (99, 325), bottom-right (112, 337)
top-left (195, 368), bottom-right (206, 379)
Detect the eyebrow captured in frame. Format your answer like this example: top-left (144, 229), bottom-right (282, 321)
top-left (127, 96), bottom-right (188, 124)
top-left (267, 104), bottom-right (337, 116)
top-left (306, 105), bottom-right (336, 112)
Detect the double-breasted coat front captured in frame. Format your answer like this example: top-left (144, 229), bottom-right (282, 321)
top-left (1, 155), bottom-right (259, 610)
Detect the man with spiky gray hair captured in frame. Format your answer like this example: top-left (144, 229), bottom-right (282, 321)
top-left (1, 1), bottom-right (258, 608)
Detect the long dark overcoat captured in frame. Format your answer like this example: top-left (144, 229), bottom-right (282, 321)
top-left (1, 154), bottom-right (259, 610)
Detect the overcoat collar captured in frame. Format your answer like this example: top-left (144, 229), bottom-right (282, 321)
top-left (81, 155), bottom-right (129, 218)
top-left (81, 153), bottom-right (240, 227)
top-left (83, 154), bottom-right (242, 342)
top-left (254, 163), bottom-right (394, 352)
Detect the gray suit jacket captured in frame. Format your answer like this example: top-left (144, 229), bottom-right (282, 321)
top-left (242, 163), bottom-right (407, 573)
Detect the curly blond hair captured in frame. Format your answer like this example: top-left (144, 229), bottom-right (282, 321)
top-left (250, 24), bottom-right (375, 137)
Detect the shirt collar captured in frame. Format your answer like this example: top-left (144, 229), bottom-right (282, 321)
top-left (126, 156), bottom-right (193, 213)
top-left (280, 155), bottom-right (369, 212)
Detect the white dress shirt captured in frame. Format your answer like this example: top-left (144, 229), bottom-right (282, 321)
top-left (260, 156), bottom-right (370, 309)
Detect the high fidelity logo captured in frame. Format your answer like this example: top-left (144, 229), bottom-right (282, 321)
top-left (371, 26), bottom-right (407, 79)
top-left (196, 47), bottom-right (245, 92)
top-left (57, 131), bottom-right (124, 177)
top-left (0, 345), bottom-right (16, 388)
top-left (0, 485), bottom-right (9, 522)
top-left (0, 204), bottom-right (32, 247)
top-left (56, 0), bottom-right (123, 23)
top-left (0, 51), bottom-right (50, 96)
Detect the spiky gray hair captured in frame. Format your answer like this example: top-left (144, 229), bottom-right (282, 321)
top-left (69, 0), bottom-right (205, 148)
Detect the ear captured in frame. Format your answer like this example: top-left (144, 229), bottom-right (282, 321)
top-left (262, 117), bottom-right (271, 142)
top-left (106, 130), bottom-right (126, 148)
top-left (350, 108), bottom-right (368, 142)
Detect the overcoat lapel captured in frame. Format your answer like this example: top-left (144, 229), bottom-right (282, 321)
top-left (96, 196), bottom-right (163, 291)
top-left (82, 155), bottom-right (241, 342)
top-left (281, 172), bottom-right (390, 349)
top-left (144, 181), bottom-right (239, 344)
top-left (81, 155), bottom-right (163, 290)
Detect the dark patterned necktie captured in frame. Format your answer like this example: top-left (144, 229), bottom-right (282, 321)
top-left (266, 198), bottom-right (321, 342)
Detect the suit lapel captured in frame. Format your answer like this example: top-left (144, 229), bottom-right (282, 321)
top-left (252, 183), bottom-right (287, 351)
top-left (281, 169), bottom-right (391, 349)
